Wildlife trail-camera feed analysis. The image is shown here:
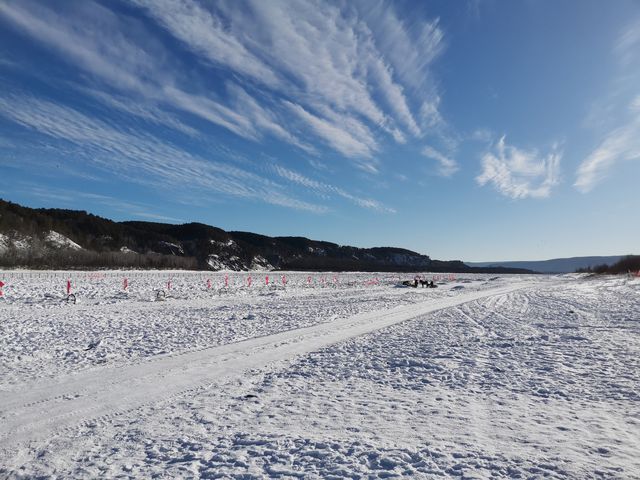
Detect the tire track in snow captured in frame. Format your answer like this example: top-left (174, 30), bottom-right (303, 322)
top-left (0, 281), bottom-right (537, 452)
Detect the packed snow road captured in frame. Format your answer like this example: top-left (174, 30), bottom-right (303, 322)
top-left (0, 279), bottom-right (530, 450)
top-left (0, 272), bottom-right (638, 478)
top-left (0, 271), bottom-right (526, 385)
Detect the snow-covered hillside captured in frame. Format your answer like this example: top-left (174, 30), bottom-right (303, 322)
top-left (44, 230), bottom-right (83, 250)
top-left (0, 272), bottom-right (637, 478)
top-left (0, 230), bottom-right (82, 254)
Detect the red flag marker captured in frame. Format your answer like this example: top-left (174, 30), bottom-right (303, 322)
top-left (124, 278), bottom-right (128, 290)
top-left (66, 279), bottom-right (71, 295)
top-left (0, 280), bottom-right (4, 297)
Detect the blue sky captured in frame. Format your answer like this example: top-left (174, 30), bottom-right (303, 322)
top-left (0, 0), bottom-right (638, 261)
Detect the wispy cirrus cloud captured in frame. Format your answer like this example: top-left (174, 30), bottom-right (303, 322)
top-left (0, 0), bottom-right (156, 92)
top-left (128, 0), bottom-right (280, 88)
top-left (477, 136), bottom-right (561, 199)
top-left (421, 145), bottom-right (459, 177)
top-left (79, 88), bottom-right (200, 137)
top-left (272, 165), bottom-right (395, 213)
top-left (615, 18), bottom-right (640, 67)
top-left (126, 0), bottom-right (447, 170)
top-left (228, 84), bottom-right (316, 155)
top-left (575, 112), bottom-right (640, 192)
top-left (0, 94), bottom-right (327, 213)
top-left (0, 0), bottom-right (453, 210)
top-left (284, 101), bottom-right (377, 162)
top-left (576, 19), bottom-right (640, 192)
top-left (22, 185), bottom-right (184, 222)
top-left (0, 0), bottom-right (311, 153)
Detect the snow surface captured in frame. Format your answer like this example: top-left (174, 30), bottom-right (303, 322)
top-left (45, 230), bottom-right (83, 250)
top-left (0, 271), bottom-right (638, 478)
top-left (251, 255), bottom-right (274, 270)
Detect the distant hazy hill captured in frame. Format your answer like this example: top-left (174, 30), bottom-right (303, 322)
top-left (465, 256), bottom-right (628, 274)
top-left (0, 198), bottom-right (531, 273)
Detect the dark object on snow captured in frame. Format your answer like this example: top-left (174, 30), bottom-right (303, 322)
top-left (401, 280), bottom-right (418, 288)
top-left (155, 289), bottom-right (166, 301)
top-left (66, 293), bottom-right (77, 304)
top-left (85, 339), bottom-right (101, 351)
top-left (244, 394), bottom-right (258, 399)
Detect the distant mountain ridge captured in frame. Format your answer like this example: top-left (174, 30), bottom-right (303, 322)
top-left (0, 198), bottom-right (532, 273)
top-left (465, 256), bottom-right (628, 274)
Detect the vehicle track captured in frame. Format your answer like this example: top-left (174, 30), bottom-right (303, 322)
top-left (0, 281), bottom-right (537, 455)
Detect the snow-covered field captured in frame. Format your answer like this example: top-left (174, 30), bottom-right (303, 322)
top-left (0, 271), bottom-right (638, 478)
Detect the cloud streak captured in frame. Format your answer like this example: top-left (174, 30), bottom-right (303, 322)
top-left (285, 101), bottom-right (377, 160)
top-left (126, 0), bottom-right (446, 167)
top-left (0, 0), bottom-right (313, 153)
top-left (0, 0), bottom-right (452, 213)
top-left (576, 20), bottom-right (640, 192)
top-left (477, 136), bottom-right (561, 199)
top-left (575, 114), bottom-right (640, 192)
top-left (0, 94), bottom-right (327, 213)
top-left (422, 145), bottom-right (459, 177)
top-left (272, 165), bottom-right (395, 213)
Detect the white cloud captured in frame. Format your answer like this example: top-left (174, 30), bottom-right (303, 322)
top-left (575, 114), bottom-right (640, 192)
top-left (0, 0), bottom-right (313, 153)
top-left (227, 84), bottom-right (316, 155)
top-left (127, 0), bottom-right (446, 158)
top-left (470, 128), bottom-right (493, 143)
top-left (239, 0), bottom-right (388, 129)
top-left (356, 0), bottom-right (444, 91)
top-left (81, 88), bottom-right (200, 137)
top-left (421, 145), bottom-right (459, 177)
top-left (1, 0), bottom-right (450, 164)
top-left (477, 136), bottom-right (561, 199)
top-left (284, 101), bottom-right (377, 160)
top-left (0, 0), bottom-right (454, 211)
top-left (23, 185), bottom-right (184, 221)
top-left (272, 164), bottom-right (395, 213)
top-left (129, 0), bottom-right (280, 88)
top-left (0, 1), bottom-right (156, 91)
top-left (575, 21), bottom-right (640, 192)
top-left (615, 19), bottom-right (640, 67)
top-left (0, 94), bottom-right (327, 213)
top-left (161, 86), bottom-right (259, 141)
top-left (418, 98), bottom-right (444, 130)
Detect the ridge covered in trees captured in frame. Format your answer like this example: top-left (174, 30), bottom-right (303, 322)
top-left (576, 256), bottom-right (640, 275)
top-left (0, 198), bottom-right (532, 273)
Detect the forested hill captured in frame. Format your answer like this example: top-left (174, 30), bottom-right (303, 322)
top-left (0, 199), bottom-right (532, 273)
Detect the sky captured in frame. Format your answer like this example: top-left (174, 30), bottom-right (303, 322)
top-left (0, 0), bottom-right (639, 262)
